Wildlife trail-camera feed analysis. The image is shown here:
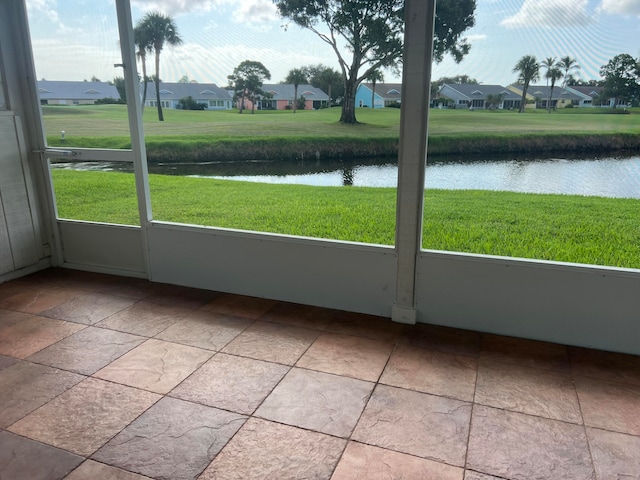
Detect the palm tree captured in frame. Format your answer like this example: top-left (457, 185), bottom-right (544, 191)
top-left (136, 12), bottom-right (182, 121)
top-left (285, 68), bottom-right (308, 113)
top-left (365, 69), bottom-right (384, 109)
top-left (133, 25), bottom-right (152, 112)
top-left (513, 55), bottom-right (540, 113)
top-left (546, 67), bottom-right (563, 112)
top-left (541, 57), bottom-right (557, 112)
top-left (559, 56), bottom-right (580, 88)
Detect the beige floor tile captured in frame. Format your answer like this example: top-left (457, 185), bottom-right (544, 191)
top-left (222, 321), bottom-right (319, 365)
top-left (200, 293), bottom-right (276, 319)
top-left (0, 361), bottom-right (84, 428)
top-left (261, 302), bottom-right (336, 330)
top-left (0, 286), bottom-right (83, 315)
top-left (8, 377), bottom-right (160, 456)
top-left (400, 323), bottom-right (483, 357)
top-left (94, 338), bottom-right (213, 394)
top-left (325, 311), bottom-right (403, 342)
top-left (95, 301), bottom-right (190, 336)
top-left (0, 431), bottom-right (83, 480)
top-left (475, 358), bottom-right (582, 423)
top-left (331, 441), bottom-right (464, 480)
top-left (587, 427), bottom-right (640, 480)
top-left (200, 418), bottom-right (344, 480)
top-left (64, 460), bottom-right (153, 480)
top-left (576, 376), bottom-right (640, 435)
top-left (40, 293), bottom-right (136, 325)
top-left (143, 284), bottom-right (219, 309)
top-left (0, 315), bottom-right (85, 358)
top-left (155, 310), bottom-right (252, 351)
top-left (570, 346), bottom-right (640, 386)
top-left (170, 353), bottom-right (289, 414)
top-left (463, 472), bottom-right (504, 480)
top-left (480, 334), bottom-right (571, 373)
top-left (467, 405), bottom-right (594, 480)
top-left (256, 367), bottom-right (373, 437)
top-left (27, 327), bottom-right (145, 375)
top-left (297, 333), bottom-right (394, 382)
top-left (352, 384), bottom-right (471, 467)
top-left (380, 343), bottom-right (477, 401)
top-left (92, 397), bottom-right (245, 480)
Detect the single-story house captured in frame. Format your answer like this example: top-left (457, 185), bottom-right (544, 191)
top-left (565, 85), bottom-right (627, 108)
top-left (437, 84), bottom-right (522, 110)
top-left (144, 82), bottom-right (233, 110)
top-left (565, 86), bottom-right (604, 107)
top-left (37, 80), bottom-right (120, 105)
top-left (355, 83), bottom-right (402, 108)
top-left (234, 84), bottom-right (329, 111)
top-left (511, 85), bottom-right (585, 109)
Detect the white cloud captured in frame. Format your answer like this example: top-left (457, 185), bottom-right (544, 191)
top-left (131, 0), bottom-right (234, 16)
top-left (132, 0), bottom-right (278, 25)
top-left (232, 0), bottom-right (279, 24)
top-left (598, 0), bottom-right (640, 16)
top-left (501, 0), bottom-right (594, 29)
top-left (465, 34), bottom-right (488, 42)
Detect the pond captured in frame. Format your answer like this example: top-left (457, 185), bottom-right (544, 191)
top-left (53, 152), bottom-right (640, 199)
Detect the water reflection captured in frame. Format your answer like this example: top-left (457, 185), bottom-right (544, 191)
top-left (52, 152), bottom-right (640, 198)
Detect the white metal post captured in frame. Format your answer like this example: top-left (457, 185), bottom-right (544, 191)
top-left (115, 0), bottom-right (152, 276)
top-left (392, 0), bottom-right (436, 324)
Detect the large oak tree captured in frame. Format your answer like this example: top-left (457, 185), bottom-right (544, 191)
top-left (600, 54), bottom-right (640, 108)
top-left (274, 0), bottom-right (476, 124)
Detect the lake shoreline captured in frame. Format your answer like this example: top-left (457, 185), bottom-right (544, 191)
top-left (144, 133), bottom-right (640, 163)
top-left (47, 132), bottom-right (640, 164)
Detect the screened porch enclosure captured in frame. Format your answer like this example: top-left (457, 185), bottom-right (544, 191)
top-left (0, 0), bottom-right (638, 356)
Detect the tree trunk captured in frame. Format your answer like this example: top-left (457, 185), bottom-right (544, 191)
top-left (340, 78), bottom-right (358, 124)
top-left (140, 55), bottom-right (147, 113)
top-left (328, 84), bottom-right (332, 107)
top-left (371, 80), bottom-right (375, 109)
top-left (519, 83), bottom-right (528, 113)
top-left (293, 84), bottom-right (298, 113)
top-left (155, 51), bottom-right (164, 122)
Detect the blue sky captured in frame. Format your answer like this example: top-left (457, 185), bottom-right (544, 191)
top-left (26, 0), bottom-right (640, 87)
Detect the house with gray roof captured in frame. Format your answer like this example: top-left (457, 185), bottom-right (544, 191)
top-left (236, 84), bottom-right (329, 111)
top-left (37, 80), bottom-right (120, 105)
top-left (144, 82), bottom-right (233, 110)
top-left (355, 83), bottom-right (402, 108)
top-left (519, 85), bottom-right (584, 110)
top-left (438, 84), bottom-right (522, 110)
top-left (564, 85), bottom-right (625, 108)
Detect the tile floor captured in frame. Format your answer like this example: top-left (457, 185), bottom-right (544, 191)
top-left (0, 268), bottom-right (639, 480)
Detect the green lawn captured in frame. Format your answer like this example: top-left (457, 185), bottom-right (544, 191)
top-left (42, 104), bottom-right (640, 143)
top-left (51, 169), bottom-right (640, 269)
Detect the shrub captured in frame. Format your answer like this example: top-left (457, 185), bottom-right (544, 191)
top-left (178, 96), bottom-right (206, 110)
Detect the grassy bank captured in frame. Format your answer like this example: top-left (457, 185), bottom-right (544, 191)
top-left (51, 169), bottom-right (640, 269)
top-left (43, 105), bottom-right (640, 161)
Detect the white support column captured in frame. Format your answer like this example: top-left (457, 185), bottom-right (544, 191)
top-left (115, 0), bottom-right (152, 276)
top-left (392, 0), bottom-right (436, 324)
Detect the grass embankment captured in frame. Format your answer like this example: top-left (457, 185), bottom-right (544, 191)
top-left (52, 169), bottom-right (640, 269)
top-left (43, 105), bottom-right (640, 161)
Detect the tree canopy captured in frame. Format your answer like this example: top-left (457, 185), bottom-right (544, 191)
top-left (600, 54), bottom-right (640, 108)
top-left (513, 55), bottom-right (540, 113)
top-left (306, 64), bottom-right (343, 105)
top-left (227, 61), bottom-right (272, 114)
top-left (274, 0), bottom-right (476, 124)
